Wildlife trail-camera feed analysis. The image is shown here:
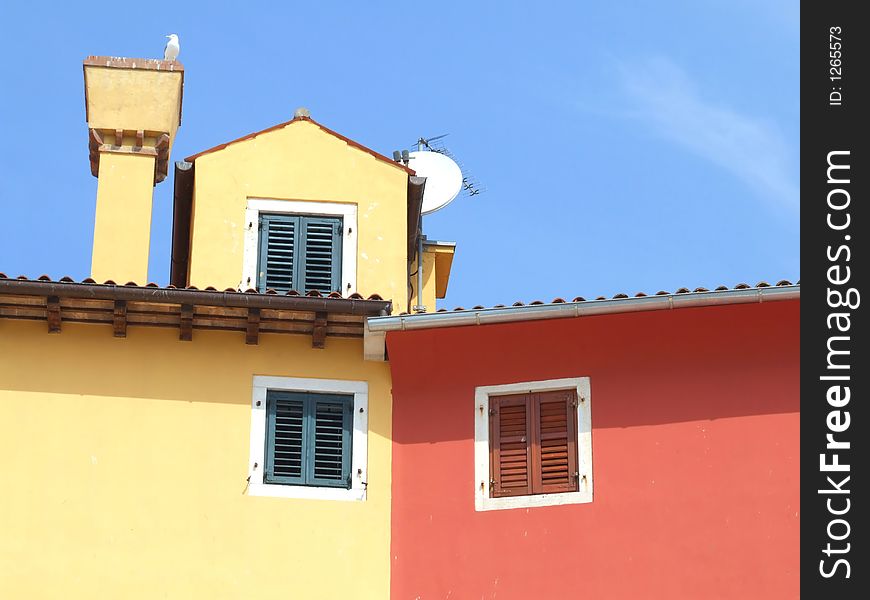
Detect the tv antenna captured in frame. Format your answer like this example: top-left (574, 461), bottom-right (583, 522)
top-left (414, 134), bottom-right (485, 199)
top-left (392, 133), bottom-right (485, 313)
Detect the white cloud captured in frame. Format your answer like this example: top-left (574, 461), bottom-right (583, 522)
top-left (616, 56), bottom-right (798, 212)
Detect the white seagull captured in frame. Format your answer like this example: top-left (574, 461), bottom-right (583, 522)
top-left (164, 34), bottom-right (180, 61)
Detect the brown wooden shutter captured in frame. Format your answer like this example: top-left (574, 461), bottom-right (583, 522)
top-left (532, 389), bottom-right (579, 494)
top-left (489, 394), bottom-right (533, 497)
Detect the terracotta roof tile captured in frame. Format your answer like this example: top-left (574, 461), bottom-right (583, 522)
top-left (184, 116), bottom-right (415, 175)
top-left (1, 275), bottom-right (392, 341)
top-left (437, 280), bottom-right (799, 313)
top-left (0, 275), bottom-right (389, 303)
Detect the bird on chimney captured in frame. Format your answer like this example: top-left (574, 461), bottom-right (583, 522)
top-left (164, 34), bottom-right (180, 61)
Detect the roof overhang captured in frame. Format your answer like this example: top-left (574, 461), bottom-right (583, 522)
top-left (0, 277), bottom-right (391, 348)
top-left (363, 284), bottom-right (800, 361)
top-left (423, 240), bottom-right (456, 299)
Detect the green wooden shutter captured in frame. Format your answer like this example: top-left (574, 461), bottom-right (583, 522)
top-left (258, 214), bottom-right (342, 294)
top-left (265, 390), bottom-right (352, 488)
top-left (264, 391), bottom-right (306, 485)
top-left (300, 217), bottom-right (342, 294)
top-left (258, 214), bottom-right (300, 292)
top-left (306, 394), bottom-right (353, 488)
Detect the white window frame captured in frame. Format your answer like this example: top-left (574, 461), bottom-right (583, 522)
top-left (474, 377), bottom-right (593, 511)
top-left (242, 198), bottom-right (358, 294)
top-left (248, 375), bottom-right (368, 502)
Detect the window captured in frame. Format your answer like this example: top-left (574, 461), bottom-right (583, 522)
top-left (249, 376), bottom-right (368, 501)
top-left (258, 214), bottom-right (342, 294)
top-left (489, 389), bottom-right (578, 497)
top-left (474, 377), bottom-right (592, 511)
top-left (265, 390), bottom-right (352, 488)
top-left (242, 199), bottom-right (357, 295)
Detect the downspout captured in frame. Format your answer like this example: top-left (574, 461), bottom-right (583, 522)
top-left (418, 226), bottom-right (424, 311)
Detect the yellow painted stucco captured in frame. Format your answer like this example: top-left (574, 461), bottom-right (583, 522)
top-left (409, 249), bottom-right (437, 312)
top-left (188, 120), bottom-right (411, 309)
top-left (409, 244), bottom-right (456, 312)
top-left (0, 320), bottom-right (392, 599)
top-left (85, 60), bottom-right (183, 284)
top-left (90, 152), bottom-right (156, 284)
top-left (4, 68), bottom-right (413, 597)
top-left (84, 62), bottom-right (183, 144)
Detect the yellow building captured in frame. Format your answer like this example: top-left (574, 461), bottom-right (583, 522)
top-left (1, 54), bottom-right (453, 598)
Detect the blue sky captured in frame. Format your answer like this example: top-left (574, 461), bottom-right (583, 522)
top-left (0, 1), bottom-right (798, 307)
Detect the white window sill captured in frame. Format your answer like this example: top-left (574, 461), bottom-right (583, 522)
top-left (476, 488), bottom-right (592, 511)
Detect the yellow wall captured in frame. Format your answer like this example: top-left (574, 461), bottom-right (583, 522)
top-left (84, 64), bottom-right (183, 145)
top-left (188, 120), bottom-right (410, 309)
top-left (91, 152), bottom-right (156, 284)
top-left (409, 249), bottom-right (437, 312)
top-left (0, 320), bottom-right (392, 599)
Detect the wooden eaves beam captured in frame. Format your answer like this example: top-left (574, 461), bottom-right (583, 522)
top-left (246, 307), bottom-right (260, 345)
top-left (46, 296), bottom-right (61, 333)
top-left (312, 311), bottom-right (327, 349)
top-left (113, 299), bottom-right (127, 338)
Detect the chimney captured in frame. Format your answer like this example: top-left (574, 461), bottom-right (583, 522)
top-left (83, 56), bottom-right (184, 284)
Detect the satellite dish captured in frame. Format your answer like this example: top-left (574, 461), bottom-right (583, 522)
top-left (410, 150), bottom-right (464, 215)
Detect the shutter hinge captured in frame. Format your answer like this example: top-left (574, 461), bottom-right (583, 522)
top-left (489, 408), bottom-right (496, 416)
top-left (489, 478), bottom-right (496, 490)
top-left (571, 398), bottom-right (578, 408)
top-left (573, 471), bottom-right (580, 482)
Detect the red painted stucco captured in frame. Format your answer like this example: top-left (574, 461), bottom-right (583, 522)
top-left (387, 300), bottom-right (799, 600)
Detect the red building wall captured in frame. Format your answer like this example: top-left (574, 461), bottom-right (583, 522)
top-left (387, 300), bottom-right (799, 600)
